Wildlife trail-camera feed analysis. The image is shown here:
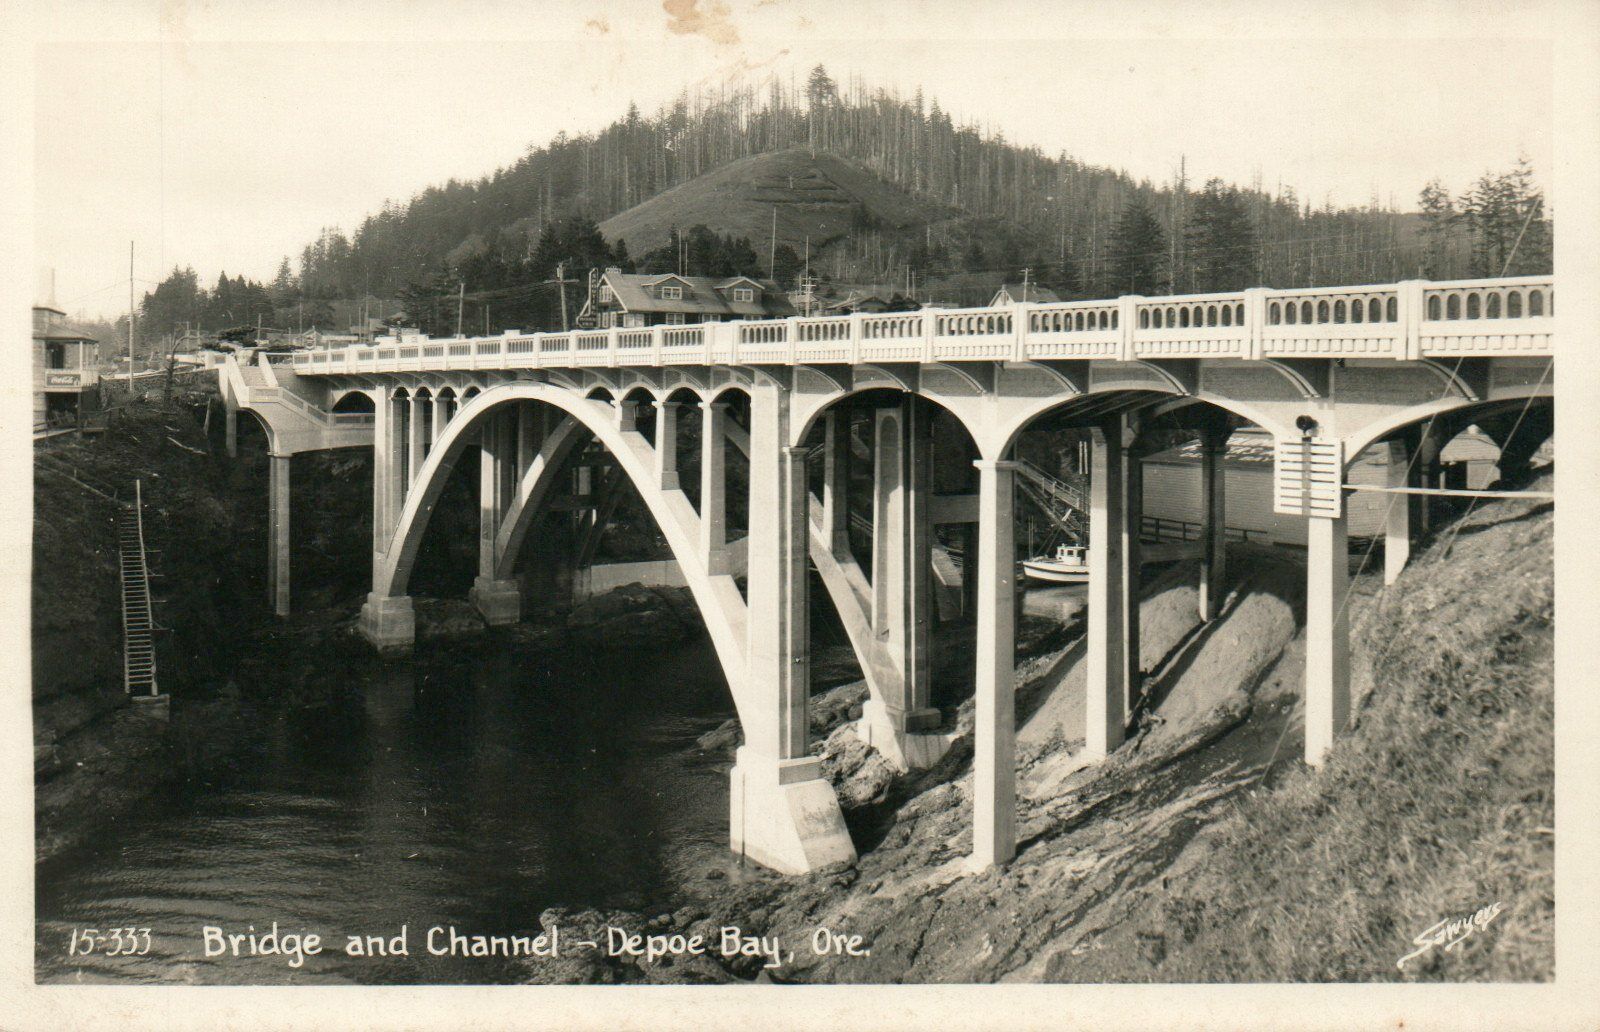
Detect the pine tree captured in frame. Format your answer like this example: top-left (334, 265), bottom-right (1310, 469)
top-left (1186, 179), bottom-right (1258, 292)
top-left (1106, 200), bottom-right (1166, 296)
top-left (1417, 178), bottom-right (1457, 278)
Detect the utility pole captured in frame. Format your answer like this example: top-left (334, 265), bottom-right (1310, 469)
top-left (127, 241), bottom-right (136, 388)
top-left (769, 206), bottom-right (777, 278)
top-left (545, 261), bottom-right (578, 331)
top-left (1020, 266), bottom-right (1032, 303)
top-left (455, 281), bottom-right (465, 337)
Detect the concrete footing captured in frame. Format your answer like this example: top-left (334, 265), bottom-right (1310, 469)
top-left (728, 748), bottom-right (857, 874)
top-left (468, 576), bottom-right (522, 626)
top-left (851, 699), bottom-right (956, 771)
top-left (358, 592), bottom-right (416, 653)
top-left (130, 693), bottom-right (171, 719)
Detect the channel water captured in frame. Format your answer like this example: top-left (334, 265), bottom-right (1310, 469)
top-left (35, 635), bottom-right (743, 984)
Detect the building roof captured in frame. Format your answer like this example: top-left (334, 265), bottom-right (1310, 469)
top-left (600, 271), bottom-right (795, 318)
top-left (991, 283), bottom-right (1062, 305)
top-left (32, 306), bottom-right (99, 343)
top-left (1145, 428), bottom-right (1276, 467)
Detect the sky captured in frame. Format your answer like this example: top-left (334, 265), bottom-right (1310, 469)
top-left (21, 0), bottom-right (1557, 320)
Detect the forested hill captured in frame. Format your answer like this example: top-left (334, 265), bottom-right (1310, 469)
top-left (130, 67), bottom-right (1551, 343)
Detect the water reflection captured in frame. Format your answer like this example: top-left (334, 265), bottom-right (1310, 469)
top-left (36, 636), bottom-right (740, 985)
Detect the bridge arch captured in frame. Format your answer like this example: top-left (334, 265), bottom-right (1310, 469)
top-left (331, 390), bottom-right (375, 413)
top-left (993, 387), bottom-right (1286, 462)
top-left (1339, 385), bottom-right (1552, 472)
top-left (237, 407), bottom-right (278, 453)
top-left (372, 382), bottom-right (756, 720)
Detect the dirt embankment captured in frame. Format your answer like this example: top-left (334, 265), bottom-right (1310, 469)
top-left (527, 477), bottom-right (1553, 985)
top-left (33, 393), bottom-right (250, 861)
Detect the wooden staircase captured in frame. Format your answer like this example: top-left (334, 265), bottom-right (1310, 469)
top-left (117, 480), bottom-right (160, 699)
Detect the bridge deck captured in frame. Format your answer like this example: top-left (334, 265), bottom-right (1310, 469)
top-left (285, 276), bottom-right (1554, 377)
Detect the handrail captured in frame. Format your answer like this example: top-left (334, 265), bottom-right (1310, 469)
top-left (282, 274), bottom-right (1555, 376)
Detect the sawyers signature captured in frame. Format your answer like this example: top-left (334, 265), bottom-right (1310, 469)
top-left (1396, 901), bottom-right (1506, 970)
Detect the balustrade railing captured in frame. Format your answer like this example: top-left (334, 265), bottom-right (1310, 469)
top-left (284, 274), bottom-right (1554, 376)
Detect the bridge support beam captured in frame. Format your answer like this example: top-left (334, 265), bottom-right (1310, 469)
top-left (856, 398), bottom-right (948, 770)
top-left (408, 394), bottom-right (427, 485)
top-left (1385, 438), bottom-right (1412, 585)
top-left (1121, 437), bottom-right (1144, 715)
top-left (1198, 429), bottom-right (1229, 620)
top-left (970, 458), bottom-right (1018, 869)
top-left (432, 395), bottom-right (449, 448)
top-left (1085, 425), bottom-right (1128, 760)
top-left (731, 386), bottom-right (855, 875)
top-left (1305, 512), bottom-right (1351, 766)
top-left (471, 409), bottom-right (522, 626)
top-left (655, 401), bottom-right (682, 491)
top-left (359, 389), bottom-right (416, 652)
top-left (1416, 421), bottom-right (1443, 533)
top-left (700, 401), bottom-right (730, 575)
top-left (268, 454), bottom-right (291, 617)
top-left (822, 410), bottom-right (851, 557)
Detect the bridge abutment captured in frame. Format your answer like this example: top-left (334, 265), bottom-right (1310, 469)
top-left (359, 592), bottom-right (415, 653)
top-left (469, 576), bottom-right (522, 626)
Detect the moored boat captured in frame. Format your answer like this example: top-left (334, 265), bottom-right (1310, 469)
top-left (1022, 543), bottom-right (1090, 584)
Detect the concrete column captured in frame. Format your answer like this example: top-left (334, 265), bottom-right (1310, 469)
top-left (856, 399), bottom-right (945, 769)
top-left (655, 401), bottom-right (682, 491)
top-left (1197, 429), bottom-right (1229, 621)
top-left (1305, 513), bottom-right (1351, 765)
top-left (431, 395), bottom-right (449, 449)
top-left (615, 397), bottom-right (640, 432)
top-left (471, 409), bottom-right (521, 625)
top-left (224, 403), bottom-right (238, 458)
top-left (407, 394), bottom-right (427, 485)
top-left (822, 409), bottom-right (851, 557)
top-left (268, 454), bottom-right (291, 617)
top-left (358, 389), bottom-right (416, 654)
top-left (516, 402), bottom-right (537, 478)
top-left (1384, 438), bottom-right (1411, 585)
top-left (870, 406), bottom-right (904, 639)
top-left (970, 458), bottom-right (1018, 870)
top-left (779, 445), bottom-right (812, 760)
top-left (1121, 441), bottom-right (1144, 717)
top-left (960, 522), bottom-right (979, 620)
top-left (1085, 426), bottom-right (1126, 760)
top-left (729, 384), bottom-right (855, 875)
top-left (1416, 422), bottom-right (1443, 532)
top-left (700, 401), bottom-right (729, 575)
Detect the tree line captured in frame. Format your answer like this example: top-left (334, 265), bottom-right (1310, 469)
top-left (127, 66), bottom-right (1552, 341)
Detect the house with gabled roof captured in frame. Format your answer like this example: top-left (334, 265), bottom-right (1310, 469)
top-left (582, 269), bottom-right (796, 328)
top-left (989, 283), bottom-right (1062, 306)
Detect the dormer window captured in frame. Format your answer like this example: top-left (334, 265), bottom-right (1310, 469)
top-left (659, 285), bottom-right (683, 300)
top-left (733, 287), bottom-right (755, 303)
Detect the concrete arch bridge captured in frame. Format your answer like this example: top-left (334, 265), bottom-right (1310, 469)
top-left (219, 275), bottom-right (1554, 875)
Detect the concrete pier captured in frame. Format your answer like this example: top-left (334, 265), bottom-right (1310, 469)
top-left (268, 454), bottom-right (291, 617)
top-left (1304, 512), bottom-right (1351, 766)
top-left (970, 458), bottom-right (1018, 870)
top-left (1085, 426), bottom-right (1126, 760)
